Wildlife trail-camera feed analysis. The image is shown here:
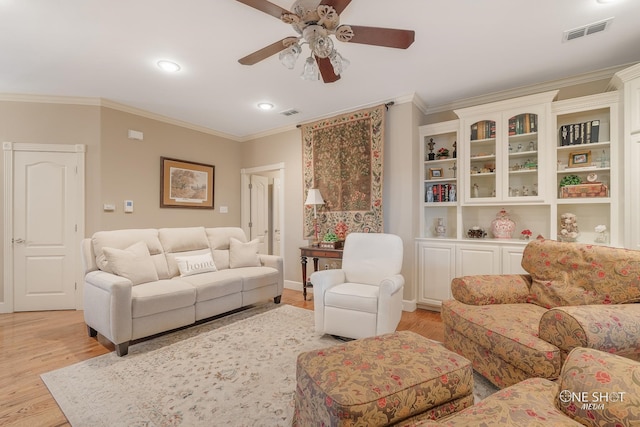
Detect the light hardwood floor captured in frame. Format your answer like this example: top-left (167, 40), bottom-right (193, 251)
top-left (0, 288), bottom-right (443, 426)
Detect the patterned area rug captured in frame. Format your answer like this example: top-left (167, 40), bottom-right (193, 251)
top-left (42, 304), bottom-right (497, 426)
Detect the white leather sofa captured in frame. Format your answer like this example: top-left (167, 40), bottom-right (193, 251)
top-left (81, 226), bottom-right (283, 356)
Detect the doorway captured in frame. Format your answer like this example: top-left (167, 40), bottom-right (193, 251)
top-left (2, 142), bottom-right (85, 313)
top-left (240, 163), bottom-right (285, 257)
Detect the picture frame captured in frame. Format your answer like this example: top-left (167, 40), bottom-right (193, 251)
top-left (429, 168), bottom-right (443, 179)
top-left (568, 150), bottom-right (591, 168)
top-left (160, 157), bottom-right (215, 209)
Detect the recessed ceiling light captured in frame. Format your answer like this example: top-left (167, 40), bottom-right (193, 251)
top-left (257, 102), bottom-right (274, 111)
top-left (157, 60), bottom-right (181, 72)
top-left (596, 0), bottom-right (614, 3)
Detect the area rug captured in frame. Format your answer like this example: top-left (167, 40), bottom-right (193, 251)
top-left (42, 304), bottom-right (497, 426)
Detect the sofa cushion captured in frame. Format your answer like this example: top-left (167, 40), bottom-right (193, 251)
top-left (556, 347), bottom-right (640, 427)
top-left (165, 248), bottom-right (212, 278)
top-left (92, 228), bottom-right (170, 279)
top-left (175, 252), bottom-right (218, 277)
top-left (102, 241), bottom-right (159, 285)
top-left (158, 227), bottom-right (209, 252)
top-left (442, 300), bottom-right (561, 383)
top-left (229, 238), bottom-right (261, 268)
top-left (176, 269), bottom-right (244, 302)
top-left (131, 279), bottom-right (196, 318)
top-left (206, 227), bottom-right (247, 270)
top-left (325, 283), bottom-right (379, 314)
top-left (231, 266), bottom-right (279, 291)
top-left (522, 239), bottom-right (640, 308)
top-left (413, 378), bottom-right (572, 427)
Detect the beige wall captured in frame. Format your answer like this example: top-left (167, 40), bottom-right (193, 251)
top-left (240, 103), bottom-right (421, 302)
top-left (0, 101), bottom-right (101, 305)
top-left (97, 108), bottom-right (241, 231)
top-left (0, 102), bottom-right (242, 306)
top-left (239, 128), bottom-right (305, 288)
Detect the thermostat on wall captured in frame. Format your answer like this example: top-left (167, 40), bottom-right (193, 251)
top-left (124, 200), bottom-right (134, 213)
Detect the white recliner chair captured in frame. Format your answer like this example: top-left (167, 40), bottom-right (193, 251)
top-left (311, 232), bottom-right (404, 339)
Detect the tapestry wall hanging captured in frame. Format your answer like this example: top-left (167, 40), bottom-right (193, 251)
top-left (302, 104), bottom-right (385, 240)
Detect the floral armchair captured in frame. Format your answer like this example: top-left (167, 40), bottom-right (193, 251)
top-left (442, 238), bottom-right (640, 388)
top-left (411, 346), bottom-right (640, 426)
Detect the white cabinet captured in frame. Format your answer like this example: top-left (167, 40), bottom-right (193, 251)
top-left (501, 246), bottom-right (527, 274)
top-left (415, 240), bottom-right (455, 308)
top-left (419, 120), bottom-right (459, 239)
top-left (455, 91), bottom-right (557, 204)
top-left (416, 239), bottom-right (527, 310)
top-left (552, 92), bottom-right (621, 246)
top-left (456, 244), bottom-right (500, 276)
top-left (612, 63), bottom-right (640, 250)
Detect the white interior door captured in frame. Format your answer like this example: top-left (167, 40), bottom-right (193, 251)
top-left (13, 150), bottom-right (80, 311)
top-left (250, 174), bottom-right (269, 254)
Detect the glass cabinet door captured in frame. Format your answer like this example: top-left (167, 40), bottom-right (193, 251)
top-left (506, 113), bottom-right (539, 199)
top-left (468, 119), bottom-right (497, 200)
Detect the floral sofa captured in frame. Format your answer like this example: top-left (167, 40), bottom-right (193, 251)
top-left (442, 238), bottom-right (640, 388)
top-left (81, 226), bottom-right (283, 356)
top-left (411, 346), bottom-right (640, 426)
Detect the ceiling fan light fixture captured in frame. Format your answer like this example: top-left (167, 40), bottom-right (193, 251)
top-left (330, 51), bottom-right (350, 75)
top-left (300, 56), bottom-right (319, 81)
top-left (279, 43), bottom-right (302, 69)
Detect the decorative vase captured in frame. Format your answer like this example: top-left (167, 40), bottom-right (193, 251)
top-left (435, 218), bottom-right (446, 237)
top-left (491, 209), bottom-right (516, 239)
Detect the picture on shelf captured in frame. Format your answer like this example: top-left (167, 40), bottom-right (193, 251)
top-left (429, 168), bottom-right (443, 179)
top-left (568, 150), bottom-right (591, 168)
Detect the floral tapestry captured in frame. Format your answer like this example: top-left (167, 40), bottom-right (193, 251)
top-left (302, 104), bottom-right (385, 240)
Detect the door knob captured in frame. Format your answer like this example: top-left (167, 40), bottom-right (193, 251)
top-left (13, 238), bottom-right (25, 244)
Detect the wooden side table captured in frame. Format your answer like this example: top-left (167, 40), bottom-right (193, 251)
top-left (300, 246), bottom-right (343, 301)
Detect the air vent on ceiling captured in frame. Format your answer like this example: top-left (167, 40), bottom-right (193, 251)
top-left (280, 109), bottom-right (299, 116)
top-left (563, 17), bottom-right (613, 42)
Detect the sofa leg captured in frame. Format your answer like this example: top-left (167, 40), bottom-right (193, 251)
top-left (87, 325), bottom-right (98, 338)
top-left (274, 295), bottom-right (282, 304)
top-left (115, 342), bottom-right (130, 357)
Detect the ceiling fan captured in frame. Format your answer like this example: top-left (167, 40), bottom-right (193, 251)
top-left (236, 0), bottom-right (415, 83)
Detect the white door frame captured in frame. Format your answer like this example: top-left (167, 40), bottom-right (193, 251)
top-left (2, 142), bottom-right (86, 313)
top-left (240, 163), bottom-right (285, 259)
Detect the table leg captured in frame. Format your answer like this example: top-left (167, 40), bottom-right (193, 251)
top-left (301, 255), bottom-right (308, 301)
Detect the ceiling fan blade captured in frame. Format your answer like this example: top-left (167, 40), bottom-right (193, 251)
top-left (238, 38), bottom-right (291, 65)
top-left (235, 0), bottom-right (290, 19)
top-left (346, 25), bottom-right (415, 49)
top-left (320, 0), bottom-right (352, 15)
top-left (316, 56), bottom-right (340, 83)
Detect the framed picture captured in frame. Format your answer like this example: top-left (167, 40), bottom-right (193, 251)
top-left (160, 157), bottom-right (215, 209)
top-left (568, 150), bottom-right (591, 168)
top-left (429, 168), bottom-right (443, 179)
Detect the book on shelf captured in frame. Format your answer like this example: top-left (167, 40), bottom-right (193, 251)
top-left (425, 184), bottom-right (456, 203)
top-left (471, 121), bottom-right (495, 140)
top-left (559, 120), bottom-right (600, 146)
top-left (508, 113), bottom-right (537, 136)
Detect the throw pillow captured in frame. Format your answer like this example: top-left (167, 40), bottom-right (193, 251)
top-left (175, 252), bottom-right (218, 277)
top-left (102, 241), bottom-right (159, 285)
top-left (229, 237), bottom-right (261, 268)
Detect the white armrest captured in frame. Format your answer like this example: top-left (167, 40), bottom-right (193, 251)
top-left (83, 270), bottom-right (133, 345)
top-left (379, 274), bottom-right (405, 295)
top-left (310, 269), bottom-right (346, 333)
top-left (259, 254), bottom-right (284, 295)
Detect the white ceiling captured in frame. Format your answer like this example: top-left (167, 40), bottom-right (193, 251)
top-left (1, 0), bottom-right (639, 140)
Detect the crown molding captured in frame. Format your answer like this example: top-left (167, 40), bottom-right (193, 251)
top-left (0, 93), bottom-right (102, 105)
top-left (98, 99), bottom-right (241, 142)
top-left (0, 93), bottom-right (244, 142)
top-left (426, 63), bottom-right (637, 115)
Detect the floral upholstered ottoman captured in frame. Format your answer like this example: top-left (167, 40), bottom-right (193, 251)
top-left (293, 331), bottom-right (474, 426)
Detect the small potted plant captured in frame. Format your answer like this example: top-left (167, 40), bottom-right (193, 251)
top-left (520, 229), bottom-right (533, 240)
top-left (436, 147), bottom-right (450, 159)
